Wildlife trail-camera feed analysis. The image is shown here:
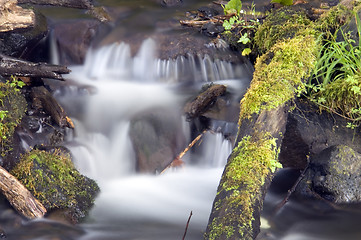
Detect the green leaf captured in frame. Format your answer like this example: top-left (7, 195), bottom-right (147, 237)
top-left (270, 0), bottom-right (293, 6)
top-left (0, 111), bottom-right (8, 121)
top-left (242, 48), bottom-right (252, 56)
top-left (238, 33), bottom-right (251, 44)
top-left (223, 0), bottom-right (242, 15)
top-left (223, 20), bottom-right (233, 31)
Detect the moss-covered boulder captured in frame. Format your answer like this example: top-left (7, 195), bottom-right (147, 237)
top-left (11, 148), bottom-right (99, 223)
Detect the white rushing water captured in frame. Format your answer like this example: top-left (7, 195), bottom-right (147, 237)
top-left (54, 39), bottom-right (251, 239)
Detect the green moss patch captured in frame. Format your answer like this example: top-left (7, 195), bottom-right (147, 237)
top-left (315, 4), bottom-right (353, 32)
top-left (11, 149), bottom-right (99, 221)
top-left (206, 132), bottom-right (281, 240)
top-left (240, 33), bottom-right (319, 120)
top-left (0, 80), bottom-right (27, 154)
top-left (254, 8), bottom-right (313, 53)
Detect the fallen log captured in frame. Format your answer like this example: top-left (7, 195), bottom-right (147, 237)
top-left (0, 0), bottom-right (35, 32)
top-left (0, 54), bottom-right (70, 80)
top-left (0, 165), bottom-right (46, 219)
top-left (17, 0), bottom-right (93, 9)
top-left (184, 84), bottom-right (227, 119)
top-left (30, 86), bottom-right (74, 129)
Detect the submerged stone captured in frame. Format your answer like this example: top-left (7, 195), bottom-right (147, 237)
top-left (129, 108), bottom-right (185, 173)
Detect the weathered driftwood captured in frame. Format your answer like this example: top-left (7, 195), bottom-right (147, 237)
top-left (17, 0), bottom-right (93, 9)
top-left (184, 84), bottom-right (226, 119)
top-left (31, 86), bottom-right (74, 129)
top-left (0, 0), bottom-right (35, 32)
top-left (0, 165), bottom-right (46, 219)
top-left (0, 54), bottom-right (70, 80)
top-left (180, 19), bottom-right (216, 27)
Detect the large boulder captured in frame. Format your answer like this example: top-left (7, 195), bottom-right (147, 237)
top-left (52, 19), bottom-right (102, 65)
top-left (297, 145), bottom-right (361, 203)
top-left (129, 108), bottom-right (185, 173)
top-left (279, 100), bottom-right (361, 169)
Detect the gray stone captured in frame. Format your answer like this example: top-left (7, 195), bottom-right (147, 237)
top-left (301, 145), bottom-right (361, 203)
top-left (129, 108), bottom-right (185, 173)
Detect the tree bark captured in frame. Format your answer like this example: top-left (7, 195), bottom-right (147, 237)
top-left (0, 54), bottom-right (70, 80)
top-left (0, 165), bottom-right (46, 219)
top-left (17, 0), bottom-right (93, 9)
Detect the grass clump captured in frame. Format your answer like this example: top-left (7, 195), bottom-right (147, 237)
top-left (307, 11), bottom-right (361, 128)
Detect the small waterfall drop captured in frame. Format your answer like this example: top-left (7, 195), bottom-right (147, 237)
top-left (56, 38), bottom-right (250, 239)
top-left (76, 38), bottom-right (251, 83)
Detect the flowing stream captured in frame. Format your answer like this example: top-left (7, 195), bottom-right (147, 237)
top-left (52, 38), bottom-right (252, 240)
top-left (6, 1), bottom-right (361, 239)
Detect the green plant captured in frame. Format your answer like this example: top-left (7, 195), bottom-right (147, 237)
top-left (222, 0), bottom-right (260, 56)
top-left (0, 76), bottom-right (26, 152)
top-left (223, 0), bottom-right (242, 16)
top-left (271, 0), bottom-right (293, 6)
top-left (307, 11), bottom-right (361, 127)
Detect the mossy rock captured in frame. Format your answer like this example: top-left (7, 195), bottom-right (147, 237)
top-left (0, 80), bottom-right (27, 155)
top-left (11, 148), bottom-right (100, 222)
top-left (254, 7), bottom-right (314, 53)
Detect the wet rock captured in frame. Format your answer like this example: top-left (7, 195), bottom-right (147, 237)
top-left (184, 84), bottom-right (227, 119)
top-left (0, 10), bottom-right (47, 58)
top-left (160, 0), bottom-right (183, 7)
top-left (129, 108), bottom-right (185, 173)
top-left (279, 100), bottom-right (361, 169)
top-left (201, 22), bottom-right (224, 37)
top-left (52, 20), bottom-right (101, 65)
top-left (197, 6), bottom-right (220, 19)
top-left (298, 145), bottom-right (361, 203)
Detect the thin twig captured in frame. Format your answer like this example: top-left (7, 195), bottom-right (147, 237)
top-left (312, 100), bottom-right (361, 122)
top-left (182, 211), bottom-right (193, 240)
top-left (160, 130), bottom-right (207, 174)
top-left (273, 157), bottom-right (310, 216)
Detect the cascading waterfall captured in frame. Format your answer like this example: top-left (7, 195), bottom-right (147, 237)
top-left (55, 38), bottom-right (251, 239)
top-left (79, 39), bottom-right (250, 83)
